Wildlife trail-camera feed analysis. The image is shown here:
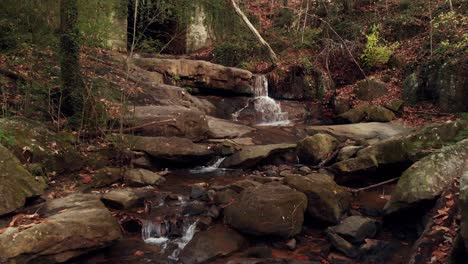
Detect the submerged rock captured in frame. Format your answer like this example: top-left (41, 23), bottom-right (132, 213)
top-left (0, 144), bottom-right (47, 215)
top-left (285, 174), bottom-right (351, 224)
top-left (224, 184), bottom-right (307, 238)
top-left (339, 104), bottom-right (396, 123)
top-left (297, 134), bottom-right (339, 165)
top-left (0, 194), bottom-right (122, 263)
top-left (220, 144), bottom-right (297, 169)
top-left (384, 139), bottom-right (468, 214)
top-left (179, 225), bottom-right (247, 264)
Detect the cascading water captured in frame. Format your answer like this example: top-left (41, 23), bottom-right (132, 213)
top-left (232, 75), bottom-right (289, 126)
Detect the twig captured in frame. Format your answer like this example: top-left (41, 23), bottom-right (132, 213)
top-left (350, 177), bottom-right (399, 194)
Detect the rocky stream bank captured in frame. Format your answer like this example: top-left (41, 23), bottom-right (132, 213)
top-left (0, 56), bottom-right (467, 264)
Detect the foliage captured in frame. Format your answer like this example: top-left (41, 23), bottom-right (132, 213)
top-left (360, 25), bottom-right (398, 68)
top-left (213, 42), bottom-right (266, 68)
top-left (0, 130), bottom-right (14, 146)
top-left (433, 11), bottom-right (468, 56)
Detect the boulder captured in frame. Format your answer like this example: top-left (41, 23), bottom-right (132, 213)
top-left (179, 225), bottom-right (247, 264)
top-left (306, 122), bottom-right (409, 145)
top-left (101, 187), bottom-right (156, 210)
top-left (328, 216), bottom-right (377, 243)
top-left (385, 99), bottom-right (404, 113)
top-left (0, 117), bottom-right (84, 173)
top-left (297, 134), bottom-right (339, 164)
top-left (207, 117), bottom-right (255, 139)
top-left (125, 105), bottom-right (209, 140)
top-left (224, 184), bottom-right (307, 237)
top-left (384, 139), bottom-right (468, 214)
top-left (355, 78), bottom-right (388, 101)
top-left (134, 58), bottom-right (254, 95)
top-left (0, 194), bottom-right (122, 263)
top-left (124, 168), bottom-right (165, 186)
top-left (339, 104), bottom-right (396, 123)
top-left (130, 136), bottom-right (214, 166)
top-left (332, 120), bottom-right (468, 175)
top-left (267, 65), bottom-right (331, 100)
top-left (220, 144), bottom-right (297, 169)
top-left (403, 58), bottom-right (468, 113)
top-left (285, 174), bottom-right (351, 224)
top-left (0, 144), bottom-right (47, 215)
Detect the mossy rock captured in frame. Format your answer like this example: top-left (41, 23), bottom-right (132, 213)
top-left (339, 105), bottom-right (396, 123)
top-left (0, 144), bottom-right (47, 215)
top-left (355, 78), bottom-right (388, 101)
top-left (297, 134), bottom-right (339, 165)
top-left (385, 139), bottom-right (468, 214)
top-left (0, 117), bottom-right (84, 174)
top-left (332, 120), bottom-right (468, 175)
top-left (285, 174), bottom-right (351, 224)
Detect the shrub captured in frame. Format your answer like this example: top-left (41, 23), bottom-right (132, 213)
top-left (213, 42), bottom-right (266, 67)
top-left (360, 25), bottom-right (398, 68)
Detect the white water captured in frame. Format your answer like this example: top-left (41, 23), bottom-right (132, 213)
top-left (143, 219), bottom-right (198, 260)
top-left (189, 157), bottom-right (226, 173)
top-left (232, 75), bottom-right (289, 126)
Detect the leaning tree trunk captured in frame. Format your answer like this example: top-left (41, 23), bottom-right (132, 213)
top-left (228, 0), bottom-right (279, 65)
top-left (60, 0), bottom-right (84, 120)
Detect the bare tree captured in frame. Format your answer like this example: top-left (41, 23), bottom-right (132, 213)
top-left (228, 0), bottom-right (279, 65)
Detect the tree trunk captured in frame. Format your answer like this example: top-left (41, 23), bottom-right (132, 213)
top-left (60, 0), bottom-right (84, 120)
top-left (228, 0), bottom-right (279, 65)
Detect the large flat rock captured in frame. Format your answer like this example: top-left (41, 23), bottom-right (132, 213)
top-left (130, 136), bottom-right (215, 165)
top-left (125, 105), bottom-right (209, 140)
top-left (134, 58), bottom-right (254, 95)
top-left (306, 122), bottom-right (410, 144)
top-left (207, 117), bottom-right (255, 139)
top-left (0, 194), bottom-right (122, 263)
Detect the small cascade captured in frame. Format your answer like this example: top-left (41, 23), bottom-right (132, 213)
top-left (189, 157), bottom-right (226, 174)
top-left (232, 75), bottom-right (289, 126)
top-left (143, 218), bottom-right (198, 260)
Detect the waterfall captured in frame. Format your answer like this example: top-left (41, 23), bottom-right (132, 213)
top-left (232, 75), bottom-right (289, 126)
top-left (189, 157), bottom-right (226, 173)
